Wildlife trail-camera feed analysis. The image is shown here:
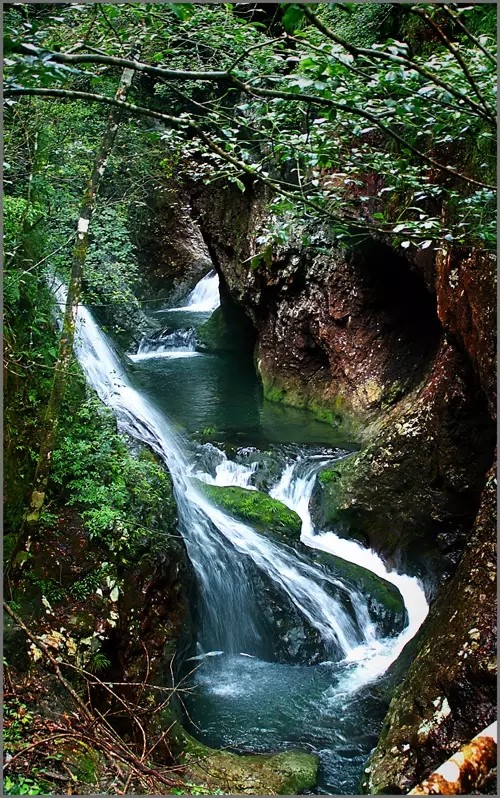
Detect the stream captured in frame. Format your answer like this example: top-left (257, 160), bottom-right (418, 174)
top-left (61, 272), bottom-right (429, 794)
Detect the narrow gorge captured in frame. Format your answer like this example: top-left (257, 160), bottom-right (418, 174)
top-left (4, 3), bottom-right (496, 796)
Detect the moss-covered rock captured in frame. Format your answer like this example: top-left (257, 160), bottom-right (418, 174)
top-left (169, 718), bottom-right (318, 794)
top-left (195, 481), bottom-right (302, 542)
top-left (307, 549), bottom-right (407, 637)
top-left (260, 367), bottom-right (368, 443)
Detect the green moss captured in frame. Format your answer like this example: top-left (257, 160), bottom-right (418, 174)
top-left (195, 481), bottom-right (301, 541)
top-left (261, 371), bottom-right (368, 443)
top-left (168, 716), bottom-right (318, 794)
top-left (71, 744), bottom-right (101, 785)
top-left (311, 549), bottom-right (405, 619)
top-left (318, 468), bottom-right (339, 486)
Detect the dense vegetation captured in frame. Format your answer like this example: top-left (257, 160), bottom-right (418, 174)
top-left (3, 3), bottom-right (496, 795)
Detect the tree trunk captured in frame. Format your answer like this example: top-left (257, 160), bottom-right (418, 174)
top-left (10, 55), bottom-right (138, 572)
top-left (408, 722), bottom-right (497, 795)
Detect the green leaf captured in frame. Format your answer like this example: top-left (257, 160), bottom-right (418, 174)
top-left (170, 3), bottom-right (195, 21)
top-left (282, 4), bottom-right (305, 34)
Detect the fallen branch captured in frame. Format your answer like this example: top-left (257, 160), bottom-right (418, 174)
top-left (408, 722), bottom-right (497, 794)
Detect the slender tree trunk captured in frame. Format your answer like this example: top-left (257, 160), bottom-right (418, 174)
top-left (10, 55), bottom-right (138, 572)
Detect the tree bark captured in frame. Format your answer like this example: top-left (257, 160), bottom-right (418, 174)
top-left (10, 55), bottom-right (138, 572)
top-left (408, 722), bottom-right (497, 795)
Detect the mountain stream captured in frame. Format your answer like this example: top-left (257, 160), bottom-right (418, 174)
top-left (60, 272), bottom-right (429, 793)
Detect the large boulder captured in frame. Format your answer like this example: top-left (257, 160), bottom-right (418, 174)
top-left (311, 343), bottom-right (494, 580)
top-left (363, 463), bottom-right (496, 794)
top-left (306, 548), bottom-right (407, 639)
top-left (169, 719), bottom-right (319, 795)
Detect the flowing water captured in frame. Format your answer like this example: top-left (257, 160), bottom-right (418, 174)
top-left (60, 272), bottom-right (429, 794)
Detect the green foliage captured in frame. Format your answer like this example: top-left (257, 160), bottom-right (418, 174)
top-left (170, 783), bottom-right (224, 796)
top-left (4, 700), bottom-right (36, 753)
top-left (3, 776), bottom-right (49, 796)
top-left (50, 393), bottom-right (176, 562)
top-left (3, 699), bottom-right (51, 792)
top-left (4, 1), bottom-right (496, 252)
top-left (323, 3), bottom-right (398, 49)
top-left (70, 564), bottom-right (111, 601)
top-left (83, 202), bottom-right (143, 339)
top-left (282, 4), bottom-right (305, 35)
top-left (26, 573), bottom-right (66, 603)
top-left (88, 650), bottom-right (112, 674)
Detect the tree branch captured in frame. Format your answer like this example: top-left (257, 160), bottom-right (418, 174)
top-left (411, 6), bottom-right (495, 122)
top-left (5, 85), bottom-right (493, 193)
top-left (13, 42), bottom-right (228, 82)
top-left (301, 4), bottom-right (495, 126)
top-left (442, 5), bottom-right (497, 67)
top-left (3, 601), bottom-right (94, 722)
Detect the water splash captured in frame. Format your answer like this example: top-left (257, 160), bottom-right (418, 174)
top-left (130, 327), bottom-right (198, 361)
top-left (192, 452), bottom-right (258, 489)
top-left (270, 456), bottom-right (429, 689)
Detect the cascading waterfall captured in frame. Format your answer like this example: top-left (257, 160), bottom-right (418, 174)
top-left (55, 274), bottom-right (431, 793)
top-left (191, 453), bottom-right (258, 489)
top-left (168, 270), bottom-right (221, 313)
top-left (130, 327), bottom-right (198, 362)
top-left (270, 456), bottom-right (429, 688)
top-left (58, 281), bottom-right (376, 660)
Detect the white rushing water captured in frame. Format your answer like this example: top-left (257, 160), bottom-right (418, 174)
top-left (56, 275), bottom-right (428, 700)
top-left (130, 327), bottom-right (199, 362)
top-left (192, 454), bottom-right (258, 490)
top-left (270, 457), bottom-right (429, 690)
top-left (169, 270), bottom-right (221, 313)
top-left (58, 281), bottom-right (378, 661)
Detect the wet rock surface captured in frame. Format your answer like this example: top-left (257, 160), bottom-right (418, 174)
top-left (131, 179), bottom-right (214, 307)
top-left (181, 176), bottom-right (496, 795)
top-left (312, 343), bottom-right (494, 579)
top-left (364, 463), bottom-right (497, 794)
top-left (169, 718), bottom-right (319, 795)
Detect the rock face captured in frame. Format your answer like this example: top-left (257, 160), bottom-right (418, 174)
top-left (189, 179), bottom-right (495, 562)
top-left (131, 179), bottom-right (214, 307)
top-left (364, 464), bottom-right (496, 794)
top-left (181, 177), bottom-right (496, 793)
top-left (312, 342), bottom-right (493, 578)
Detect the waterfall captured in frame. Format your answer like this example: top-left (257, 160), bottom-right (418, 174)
top-left (168, 270), bottom-right (220, 313)
top-left (130, 327), bottom-right (198, 362)
top-left (270, 456), bottom-right (429, 687)
top-left (192, 452), bottom-right (258, 489)
top-left (59, 282), bottom-right (376, 661)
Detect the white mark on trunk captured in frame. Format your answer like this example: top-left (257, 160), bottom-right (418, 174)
top-left (77, 217), bottom-right (90, 234)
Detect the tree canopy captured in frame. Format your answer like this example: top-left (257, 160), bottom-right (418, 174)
top-left (4, 2), bottom-right (497, 255)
